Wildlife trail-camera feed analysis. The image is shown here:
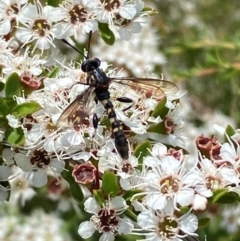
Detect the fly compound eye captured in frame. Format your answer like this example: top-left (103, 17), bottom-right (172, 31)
top-left (81, 58), bottom-right (101, 72)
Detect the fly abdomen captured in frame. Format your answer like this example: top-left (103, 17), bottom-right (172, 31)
top-left (100, 98), bottom-right (129, 160)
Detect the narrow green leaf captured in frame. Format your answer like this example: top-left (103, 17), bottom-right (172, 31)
top-left (224, 125), bottom-right (236, 142)
top-left (0, 82), bottom-right (4, 92)
top-left (98, 22), bottom-right (115, 45)
top-left (0, 97), bottom-right (9, 116)
top-left (48, 66), bottom-right (59, 78)
top-left (4, 127), bottom-right (25, 145)
top-left (212, 191), bottom-right (240, 204)
top-left (122, 189), bottom-right (142, 201)
top-left (133, 140), bottom-right (151, 166)
top-left (0, 117), bottom-right (7, 128)
top-left (102, 171), bottom-right (118, 196)
top-left (210, 189), bottom-right (228, 203)
top-left (124, 209), bottom-right (138, 222)
top-left (151, 97), bottom-right (168, 118)
top-left (147, 121), bottom-right (166, 133)
top-left (198, 217), bottom-right (210, 228)
top-left (12, 102), bottom-right (41, 118)
top-left (5, 72), bottom-right (22, 98)
top-left (93, 189), bottom-right (105, 206)
top-left (62, 163), bottom-right (84, 203)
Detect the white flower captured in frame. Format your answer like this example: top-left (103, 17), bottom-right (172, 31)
top-left (16, 2), bottom-right (64, 53)
top-left (0, 0), bottom-right (28, 35)
top-left (78, 196), bottom-right (133, 240)
top-left (137, 208), bottom-right (198, 241)
top-left (95, 0), bottom-right (136, 23)
top-left (57, 0), bottom-right (98, 40)
top-left (14, 149), bottom-right (65, 188)
top-left (2, 47), bottom-right (46, 76)
top-left (142, 144), bottom-right (197, 211)
top-left (98, 151), bottom-right (140, 190)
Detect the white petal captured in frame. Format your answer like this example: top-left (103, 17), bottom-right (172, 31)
top-left (84, 197), bottom-right (100, 213)
top-left (130, 22), bottom-right (142, 33)
top-left (176, 188), bottom-right (195, 206)
top-left (146, 193), bottom-right (167, 210)
top-left (119, 28), bottom-right (131, 40)
top-left (0, 20), bottom-right (11, 35)
top-left (110, 196), bottom-right (127, 210)
top-left (179, 213), bottom-right (198, 233)
top-left (15, 28), bottom-right (33, 43)
top-left (0, 166), bottom-right (11, 180)
top-left (137, 211), bottom-right (155, 229)
top-left (118, 217), bottom-right (134, 234)
top-left (14, 153), bottom-right (32, 172)
top-left (78, 221), bottom-right (95, 239)
top-left (32, 170), bottom-right (48, 187)
top-left (119, 6), bottom-right (136, 19)
top-left (100, 232), bottom-right (115, 241)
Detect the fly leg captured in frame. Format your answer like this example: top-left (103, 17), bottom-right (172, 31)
top-left (116, 97), bottom-right (133, 112)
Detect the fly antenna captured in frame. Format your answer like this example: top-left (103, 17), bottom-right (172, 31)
top-left (86, 31), bottom-right (92, 59)
top-left (61, 39), bottom-right (88, 59)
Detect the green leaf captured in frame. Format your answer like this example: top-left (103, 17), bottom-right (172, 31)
top-left (212, 191), bottom-right (240, 203)
top-left (224, 125), bottom-right (236, 142)
top-left (208, 189), bottom-right (239, 203)
top-left (93, 189), bottom-right (105, 206)
top-left (147, 121), bottom-right (166, 133)
top-left (0, 97), bottom-right (9, 117)
top-left (151, 97), bottom-right (168, 118)
top-left (48, 66), bottom-right (59, 78)
top-left (62, 162), bottom-right (84, 203)
top-left (4, 127), bottom-right (25, 145)
top-left (47, 0), bottom-right (60, 7)
top-left (12, 102), bottom-right (41, 118)
top-left (122, 189), bottom-right (142, 201)
top-left (5, 72), bottom-right (22, 98)
top-left (98, 22), bottom-right (115, 45)
top-left (198, 217), bottom-right (210, 228)
top-left (133, 140), bottom-right (151, 166)
top-left (0, 117), bottom-right (7, 128)
top-left (102, 171), bottom-right (118, 196)
top-left (0, 82), bottom-right (4, 92)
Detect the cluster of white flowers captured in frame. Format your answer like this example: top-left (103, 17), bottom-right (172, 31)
top-left (0, 0), bottom-right (146, 54)
top-left (0, 207), bottom-right (71, 241)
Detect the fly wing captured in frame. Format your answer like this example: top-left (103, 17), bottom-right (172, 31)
top-left (111, 77), bottom-right (178, 100)
top-left (57, 87), bottom-right (94, 129)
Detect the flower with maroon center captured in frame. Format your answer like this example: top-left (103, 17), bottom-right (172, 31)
top-left (78, 196), bottom-right (133, 240)
top-left (58, 0), bottom-right (98, 38)
top-left (137, 208), bottom-right (198, 241)
top-left (72, 162), bottom-right (97, 185)
top-left (14, 148), bottom-right (65, 187)
top-left (16, 2), bottom-right (64, 53)
top-left (142, 144), bottom-right (197, 211)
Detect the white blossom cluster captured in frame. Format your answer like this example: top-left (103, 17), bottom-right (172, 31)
top-left (0, 0), bottom-right (146, 54)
